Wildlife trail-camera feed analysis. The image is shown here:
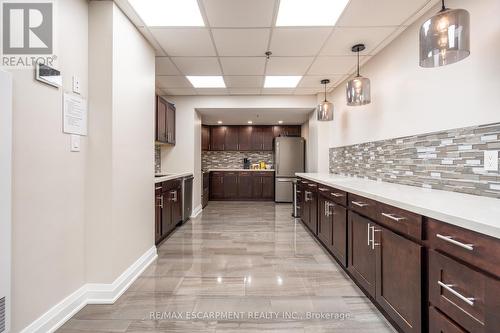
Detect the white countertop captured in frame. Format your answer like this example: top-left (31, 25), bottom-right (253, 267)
top-left (155, 172), bottom-right (193, 184)
top-left (296, 173), bottom-right (500, 239)
top-left (206, 169), bottom-right (275, 172)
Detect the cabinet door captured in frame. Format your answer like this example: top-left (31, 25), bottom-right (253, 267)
top-left (171, 187), bottom-right (182, 226)
top-left (250, 126), bottom-right (263, 151)
top-left (210, 127), bottom-right (225, 151)
top-left (166, 102), bottom-right (176, 144)
top-left (238, 172), bottom-right (253, 199)
top-left (286, 126), bottom-right (300, 137)
top-left (161, 192), bottom-right (172, 237)
top-left (223, 172), bottom-right (238, 198)
top-left (156, 96), bottom-right (167, 142)
top-left (309, 190), bottom-right (318, 234)
top-left (262, 174), bottom-right (274, 200)
top-left (262, 126), bottom-right (274, 151)
top-left (202, 125), bottom-right (210, 150)
top-left (375, 225), bottom-right (422, 333)
top-left (331, 204), bottom-right (347, 267)
top-left (252, 175), bottom-right (263, 199)
top-left (429, 307), bottom-right (467, 333)
top-left (273, 125), bottom-right (283, 138)
top-left (225, 126), bottom-right (239, 151)
top-left (238, 126), bottom-right (253, 151)
top-left (155, 189), bottom-right (163, 243)
top-left (318, 195), bottom-right (333, 247)
top-left (302, 190), bottom-right (311, 228)
top-left (348, 211), bottom-right (376, 297)
top-left (210, 172), bottom-right (224, 199)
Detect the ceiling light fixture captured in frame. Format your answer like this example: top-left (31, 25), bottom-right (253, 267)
top-left (419, 0), bottom-right (470, 68)
top-left (346, 44), bottom-right (371, 106)
top-left (276, 0), bottom-right (349, 26)
top-left (217, 121), bottom-right (223, 124)
top-left (264, 76), bottom-right (302, 88)
top-left (278, 120), bottom-right (283, 124)
top-left (247, 121), bottom-right (253, 124)
top-left (186, 76), bottom-right (226, 88)
top-left (128, 0), bottom-right (204, 27)
top-left (317, 79), bottom-right (333, 121)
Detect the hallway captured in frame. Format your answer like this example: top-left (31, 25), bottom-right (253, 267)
top-left (58, 202), bottom-right (395, 332)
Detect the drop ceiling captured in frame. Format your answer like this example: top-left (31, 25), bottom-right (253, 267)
top-left (115, 0), bottom-right (439, 96)
top-left (198, 108), bottom-right (314, 125)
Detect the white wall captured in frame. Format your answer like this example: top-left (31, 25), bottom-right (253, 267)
top-left (0, 70), bottom-right (13, 333)
top-left (8, 0), bottom-right (88, 330)
top-left (160, 95), bottom-right (317, 209)
top-left (87, 0), bottom-right (155, 283)
top-left (325, 0), bottom-right (500, 151)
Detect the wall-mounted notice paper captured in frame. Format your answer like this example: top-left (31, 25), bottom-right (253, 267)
top-left (63, 92), bottom-right (87, 135)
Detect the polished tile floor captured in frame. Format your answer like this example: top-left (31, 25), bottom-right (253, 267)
top-left (58, 202), bottom-right (396, 332)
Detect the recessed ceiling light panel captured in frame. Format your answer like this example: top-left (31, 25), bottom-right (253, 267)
top-left (276, 0), bottom-right (349, 26)
top-left (264, 76), bottom-right (302, 88)
top-left (129, 0), bottom-right (204, 26)
top-left (186, 76), bottom-right (226, 88)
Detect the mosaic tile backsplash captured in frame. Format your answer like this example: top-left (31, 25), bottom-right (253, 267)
top-left (155, 145), bottom-right (161, 174)
top-left (203, 151), bottom-right (274, 170)
top-left (329, 123), bottom-right (500, 199)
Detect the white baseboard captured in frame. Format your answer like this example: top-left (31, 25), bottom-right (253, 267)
top-left (191, 204), bottom-right (202, 218)
top-left (20, 246), bottom-right (157, 333)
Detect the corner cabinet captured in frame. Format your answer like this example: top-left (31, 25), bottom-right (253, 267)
top-left (156, 96), bottom-right (175, 145)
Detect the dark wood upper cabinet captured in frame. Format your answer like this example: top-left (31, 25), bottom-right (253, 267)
top-left (225, 126), bottom-right (239, 151)
top-left (202, 125), bottom-right (210, 151)
top-left (238, 126), bottom-right (253, 151)
top-left (273, 125), bottom-right (301, 138)
top-left (210, 126), bottom-right (226, 151)
top-left (250, 126), bottom-right (263, 151)
top-left (156, 96), bottom-right (176, 145)
top-left (262, 126), bottom-right (274, 150)
top-left (348, 211), bottom-right (376, 298)
top-left (375, 225), bottom-right (422, 333)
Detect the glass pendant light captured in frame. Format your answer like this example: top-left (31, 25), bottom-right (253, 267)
top-left (317, 79), bottom-right (334, 121)
top-left (346, 44), bottom-right (371, 106)
top-left (419, 0), bottom-right (470, 68)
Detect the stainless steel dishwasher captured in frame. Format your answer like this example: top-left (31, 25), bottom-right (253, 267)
top-left (182, 175), bottom-right (194, 222)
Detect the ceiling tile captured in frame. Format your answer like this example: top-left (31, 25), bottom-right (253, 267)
top-left (171, 57), bottom-right (222, 75)
top-left (220, 57), bottom-right (266, 75)
top-left (228, 88), bottom-right (262, 95)
top-left (161, 88), bottom-right (197, 96)
top-left (212, 29), bottom-right (270, 56)
top-left (224, 76), bottom-right (264, 88)
top-left (270, 28), bottom-right (332, 56)
top-left (337, 0), bottom-right (433, 27)
top-left (156, 75), bottom-right (192, 88)
top-left (202, 0), bottom-right (275, 27)
top-left (261, 88), bottom-right (295, 95)
top-left (320, 27), bottom-right (397, 56)
top-left (298, 75), bottom-right (345, 88)
top-left (196, 88), bottom-right (229, 95)
top-left (155, 57), bottom-right (180, 75)
top-left (266, 57), bottom-right (314, 75)
top-left (307, 56), bottom-right (369, 75)
top-left (150, 28), bottom-right (216, 56)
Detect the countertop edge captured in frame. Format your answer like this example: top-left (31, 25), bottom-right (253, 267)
top-left (205, 169), bottom-right (275, 172)
top-left (155, 172), bottom-right (193, 184)
top-left (296, 173), bottom-right (500, 240)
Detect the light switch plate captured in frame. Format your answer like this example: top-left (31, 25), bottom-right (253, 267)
top-left (70, 134), bottom-right (81, 152)
top-left (484, 150), bottom-right (498, 171)
top-left (72, 76), bottom-right (80, 94)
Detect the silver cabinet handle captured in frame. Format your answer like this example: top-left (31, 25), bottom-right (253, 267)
top-left (370, 226), bottom-right (381, 250)
top-left (367, 223), bottom-right (371, 246)
top-left (437, 281), bottom-right (475, 306)
top-left (352, 201), bottom-right (368, 207)
top-left (436, 234), bottom-right (474, 251)
top-left (170, 190), bottom-right (177, 202)
top-left (156, 196), bottom-right (163, 208)
top-left (296, 190), bottom-right (302, 193)
top-left (155, 186), bottom-right (162, 190)
top-left (319, 188), bottom-right (328, 192)
top-left (331, 192), bottom-right (344, 197)
top-left (304, 191), bottom-right (311, 202)
top-left (381, 213), bottom-right (406, 222)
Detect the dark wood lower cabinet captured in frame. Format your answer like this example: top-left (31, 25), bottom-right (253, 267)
top-left (208, 171), bottom-right (274, 201)
top-left (429, 307), bottom-right (467, 333)
top-left (318, 195), bottom-right (333, 248)
top-left (348, 211), bottom-right (377, 297)
top-left (331, 203), bottom-right (347, 267)
top-left (375, 225), bottom-right (422, 333)
top-left (301, 185), bottom-right (317, 234)
top-left (155, 179), bottom-right (182, 245)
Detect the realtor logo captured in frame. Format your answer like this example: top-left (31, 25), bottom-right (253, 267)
top-left (2, 1), bottom-right (53, 54)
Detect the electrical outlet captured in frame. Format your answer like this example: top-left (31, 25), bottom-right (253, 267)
top-left (72, 76), bottom-right (80, 94)
top-left (484, 150), bottom-right (498, 171)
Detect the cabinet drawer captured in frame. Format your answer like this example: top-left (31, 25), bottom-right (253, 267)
top-left (348, 193), bottom-right (379, 221)
top-left (429, 306), bottom-right (467, 333)
top-left (162, 179), bottom-right (181, 192)
top-left (427, 219), bottom-right (500, 277)
top-left (429, 250), bottom-right (500, 333)
top-left (317, 185), bottom-right (347, 206)
top-left (377, 201), bottom-right (422, 240)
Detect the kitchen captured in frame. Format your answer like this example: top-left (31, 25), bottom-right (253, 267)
top-left (2, 0), bottom-right (500, 333)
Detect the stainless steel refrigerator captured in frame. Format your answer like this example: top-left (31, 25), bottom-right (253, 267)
top-left (274, 137), bottom-right (305, 202)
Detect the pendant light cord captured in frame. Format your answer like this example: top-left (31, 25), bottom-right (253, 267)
top-left (356, 50), bottom-right (360, 77)
top-left (324, 82), bottom-right (327, 102)
top-left (441, 0), bottom-right (446, 11)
